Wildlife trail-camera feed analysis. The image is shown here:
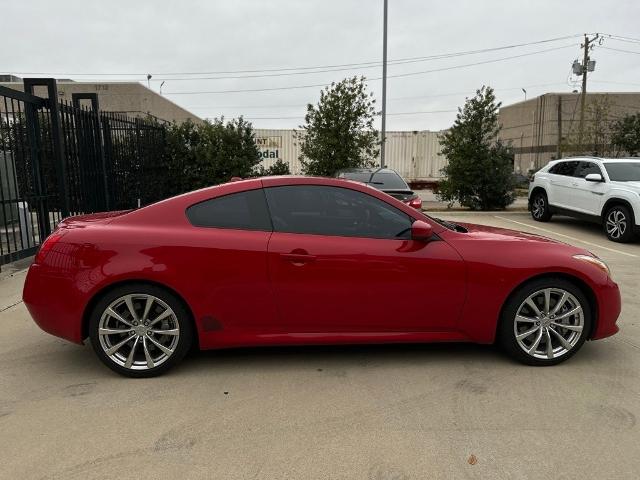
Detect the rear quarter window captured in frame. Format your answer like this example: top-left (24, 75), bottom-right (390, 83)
top-left (186, 189), bottom-right (272, 231)
top-left (370, 172), bottom-right (409, 190)
top-left (548, 161), bottom-right (579, 176)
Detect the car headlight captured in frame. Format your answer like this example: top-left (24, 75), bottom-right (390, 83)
top-left (573, 254), bottom-right (611, 277)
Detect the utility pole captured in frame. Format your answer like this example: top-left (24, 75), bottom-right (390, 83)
top-left (380, 0), bottom-right (388, 168)
top-left (577, 33), bottom-right (598, 150)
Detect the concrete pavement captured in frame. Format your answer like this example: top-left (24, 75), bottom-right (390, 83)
top-left (0, 212), bottom-right (638, 479)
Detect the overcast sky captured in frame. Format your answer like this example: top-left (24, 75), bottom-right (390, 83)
top-left (3, 0), bottom-right (640, 131)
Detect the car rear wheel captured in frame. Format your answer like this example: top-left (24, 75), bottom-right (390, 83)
top-left (89, 284), bottom-right (193, 377)
top-left (498, 278), bottom-right (591, 366)
top-left (530, 191), bottom-right (552, 222)
top-left (604, 204), bottom-right (635, 243)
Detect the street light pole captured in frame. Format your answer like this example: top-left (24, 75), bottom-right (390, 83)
top-left (380, 0), bottom-right (388, 168)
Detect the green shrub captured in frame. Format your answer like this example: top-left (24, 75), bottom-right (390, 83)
top-left (438, 86), bottom-right (515, 210)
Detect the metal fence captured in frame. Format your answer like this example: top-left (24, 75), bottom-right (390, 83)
top-left (0, 78), bottom-right (167, 265)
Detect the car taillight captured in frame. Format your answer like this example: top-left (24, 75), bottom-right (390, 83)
top-left (35, 230), bottom-right (65, 264)
top-left (408, 196), bottom-right (422, 210)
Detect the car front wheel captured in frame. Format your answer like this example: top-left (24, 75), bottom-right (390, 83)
top-left (89, 284), bottom-right (193, 377)
top-left (530, 191), bottom-right (552, 222)
top-left (604, 204), bottom-right (635, 243)
top-left (498, 278), bottom-right (591, 366)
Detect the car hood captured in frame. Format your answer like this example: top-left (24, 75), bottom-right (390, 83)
top-left (454, 221), bottom-right (567, 245)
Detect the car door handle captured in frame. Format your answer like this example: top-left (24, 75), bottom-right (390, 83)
top-left (571, 182), bottom-right (579, 187)
top-left (280, 252), bottom-right (316, 264)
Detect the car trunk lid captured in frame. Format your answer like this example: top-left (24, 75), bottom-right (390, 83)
top-left (57, 210), bottom-right (133, 229)
top-left (383, 190), bottom-right (415, 202)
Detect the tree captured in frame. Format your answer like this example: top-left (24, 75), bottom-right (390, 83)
top-left (165, 117), bottom-right (261, 195)
top-left (437, 86), bottom-right (515, 210)
top-left (561, 96), bottom-right (617, 157)
top-left (296, 76), bottom-right (379, 176)
top-left (254, 158), bottom-right (291, 176)
top-left (611, 113), bottom-right (640, 156)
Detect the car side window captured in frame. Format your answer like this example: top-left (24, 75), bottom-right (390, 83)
top-left (264, 185), bottom-right (413, 239)
top-left (549, 161), bottom-right (579, 176)
top-left (186, 189), bottom-right (272, 231)
top-left (574, 161), bottom-right (603, 178)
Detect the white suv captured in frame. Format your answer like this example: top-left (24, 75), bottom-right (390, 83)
top-left (528, 157), bottom-right (640, 242)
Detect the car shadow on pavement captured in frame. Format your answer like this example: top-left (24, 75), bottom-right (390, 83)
top-left (545, 215), bottom-right (640, 244)
top-left (180, 342), bottom-right (506, 374)
top-left (37, 337), bottom-right (613, 379)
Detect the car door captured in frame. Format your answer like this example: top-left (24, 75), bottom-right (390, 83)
top-left (547, 160), bottom-right (579, 209)
top-left (183, 188), bottom-right (278, 335)
top-left (263, 183), bottom-right (466, 334)
top-left (571, 161), bottom-right (607, 215)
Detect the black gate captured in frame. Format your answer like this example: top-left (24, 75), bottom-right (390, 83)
top-left (0, 78), bottom-right (167, 265)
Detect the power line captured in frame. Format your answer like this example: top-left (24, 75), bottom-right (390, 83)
top-left (150, 39), bottom-right (580, 81)
top-left (217, 109), bottom-right (459, 121)
top-left (605, 34), bottom-right (640, 44)
top-left (382, 44), bottom-right (576, 80)
top-left (184, 82), bottom-right (568, 110)
top-left (388, 110), bottom-right (458, 115)
top-left (209, 94), bottom-right (640, 122)
top-left (591, 80), bottom-right (640, 87)
top-left (165, 44), bottom-right (576, 95)
top-left (600, 46), bottom-right (640, 55)
top-left (1, 34), bottom-right (581, 78)
top-left (167, 81), bottom-right (330, 95)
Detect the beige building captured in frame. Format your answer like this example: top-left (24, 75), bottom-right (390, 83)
top-left (499, 92), bottom-right (640, 174)
top-left (0, 77), bottom-right (201, 124)
top-left (254, 129), bottom-right (448, 181)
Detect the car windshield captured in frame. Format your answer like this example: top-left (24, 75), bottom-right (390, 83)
top-left (340, 171), bottom-right (409, 190)
top-left (604, 162), bottom-right (640, 181)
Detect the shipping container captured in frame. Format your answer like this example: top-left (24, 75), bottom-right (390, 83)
top-left (254, 129), bottom-right (447, 181)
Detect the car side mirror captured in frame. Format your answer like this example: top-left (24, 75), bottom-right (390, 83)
top-left (585, 173), bottom-right (603, 182)
top-left (411, 220), bottom-right (433, 241)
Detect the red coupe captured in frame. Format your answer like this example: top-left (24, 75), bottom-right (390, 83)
top-left (23, 176), bottom-right (621, 377)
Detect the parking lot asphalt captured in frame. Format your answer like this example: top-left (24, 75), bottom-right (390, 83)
top-left (0, 212), bottom-right (638, 479)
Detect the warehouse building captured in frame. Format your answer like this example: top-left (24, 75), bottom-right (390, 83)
top-left (498, 92), bottom-right (640, 174)
top-left (0, 76), bottom-right (201, 124)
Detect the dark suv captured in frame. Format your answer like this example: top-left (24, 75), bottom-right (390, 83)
top-left (335, 168), bottom-right (422, 209)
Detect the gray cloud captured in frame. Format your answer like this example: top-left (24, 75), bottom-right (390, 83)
top-left (2, 0), bottom-right (639, 130)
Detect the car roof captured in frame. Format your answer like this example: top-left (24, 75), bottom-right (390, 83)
top-left (336, 167), bottom-right (400, 175)
top-left (598, 158), bottom-right (640, 163)
top-left (119, 175), bottom-right (430, 228)
top-left (261, 175), bottom-right (382, 189)
top-left (550, 156), bottom-right (640, 164)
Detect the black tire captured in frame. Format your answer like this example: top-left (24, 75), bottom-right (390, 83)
top-left (497, 277), bottom-right (592, 366)
top-left (530, 190), bottom-right (552, 222)
top-left (89, 283), bottom-right (193, 377)
top-left (603, 204), bottom-right (636, 243)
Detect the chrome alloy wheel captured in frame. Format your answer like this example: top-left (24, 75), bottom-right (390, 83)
top-left (606, 209), bottom-right (627, 240)
top-left (531, 196), bottom-right (545, 219)
top-left (514, 288), bottom-right (584, 360)
top-left (98, 294), bottom-right (180, 371)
